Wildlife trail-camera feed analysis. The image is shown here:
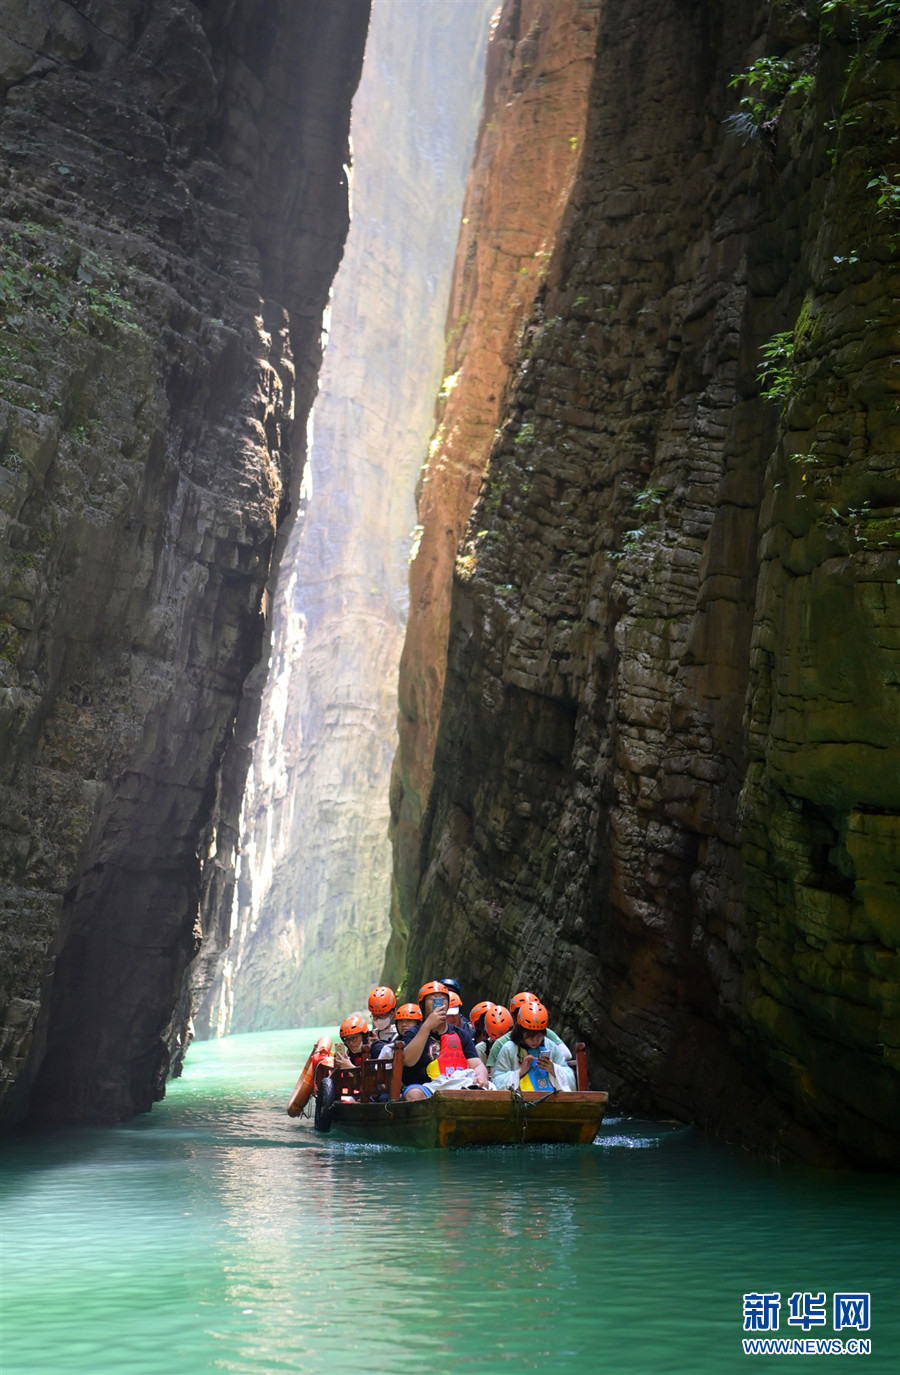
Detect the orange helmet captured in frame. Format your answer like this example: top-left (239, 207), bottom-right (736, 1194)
top-left (484, 1005), bottom-right (513, 1040)
top-left (470, 1000), bottom-right (494, 1024)
top-left (510, 990), bottom-right (537, 1015)
top-left (340, 1014), bottom-right (369, 1039)
top-left (395, 1003), bottom-right (422, 1022)
top-left (448, 991), bottom-right (462, 1009)
top-left (368, 985), bottom-right (396, 1016)
top-left (516, 998), bottom-right (548, 1031)
top-left (418, 980), bottom-right (450, 1003)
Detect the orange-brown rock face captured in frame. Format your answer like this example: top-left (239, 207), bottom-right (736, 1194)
top-left (400, 0), bottom-right (899, 1168)
top-left (387, 0), bottom-right (603, 977)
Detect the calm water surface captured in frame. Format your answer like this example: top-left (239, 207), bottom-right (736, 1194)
top-left (1, 1028), bottom-right (897, 1374)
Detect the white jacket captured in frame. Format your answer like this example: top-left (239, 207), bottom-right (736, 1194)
top-left (490, 1038), bottom-right (576, 1092)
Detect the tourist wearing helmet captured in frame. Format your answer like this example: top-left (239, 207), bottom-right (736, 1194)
top-left (469, 999), bottom-right (494, 1031)
top-left (469, 1000), bottom-right (495, 1050)
top-left (475, 1002), bottom-right (511, 1063)
top-left (486, 990), bottom-right (572, 1069)
top-left (394, 1003), bottom-right (423, 1037)
top-left (368, 985), bottom-right (396, 1021)
top-left (334, 1013), bottom-right (371, 1070)
top-left (490, 999), bottom-right (575, 1092)
top-left (443, 989), bottom-right (477, 1042)
top-left (368, 985), bottom-right (399, 1060)
top-left (401, 981), bottom-right (490, 1100)
top-left (439, 977), bottom-right (475, 1039)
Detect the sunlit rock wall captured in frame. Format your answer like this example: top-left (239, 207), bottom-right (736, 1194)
top-left (0, 0), bottom-right (370, 1124)
top-left (386, 0), bottom-right (604, 981)
top-left (399, 0), bottom-right (900, 1168)
top-left (197, 0), bottom-right (495, 1033)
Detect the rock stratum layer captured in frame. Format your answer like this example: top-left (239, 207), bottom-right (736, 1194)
top-left (0, 0), bottom-right (369, 1124)
top-left (397, 0), bottom-right (900, 1169)
top-left (196, 0), bottom-right (494, 1035)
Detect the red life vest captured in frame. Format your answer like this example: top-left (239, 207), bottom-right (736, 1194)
top-left (436, 1030), bottom-right (468, 1074)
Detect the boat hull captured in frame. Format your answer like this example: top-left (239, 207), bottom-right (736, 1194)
top-left (325, 1089), bottom-right (608, 1148)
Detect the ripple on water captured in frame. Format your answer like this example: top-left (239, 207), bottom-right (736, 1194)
top-left (2, 1028), bottom-right (898, 1375)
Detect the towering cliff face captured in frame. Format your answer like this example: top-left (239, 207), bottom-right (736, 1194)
top-left (0, 0), bottom-right (369, 1124)
top-left (398, 0), bottom-right (900, 1168)
top-left (387, 0), bottom-right (604, 980)
top-left (195, 0), bottom-right (495, 1034)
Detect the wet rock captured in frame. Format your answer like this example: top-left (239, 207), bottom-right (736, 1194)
top-left (0, 0), bottom-right (370, 1125)
top-left (397, 0), bottom-right (900, 1168)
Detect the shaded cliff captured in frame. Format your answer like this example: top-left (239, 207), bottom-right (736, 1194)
top-left (0, 0), bottom-right (369, 1124)
top-left (387, 0), bottom-right (604, 979)
top-left (195, 0), bottom-right (494, 1034)
top-left (398, 0), bottom-right (900, 1168)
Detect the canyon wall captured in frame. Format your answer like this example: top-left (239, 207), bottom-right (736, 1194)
top-left (0, 0), bottom-right (370, 1124)
top-left (397, 0), bottom-right (900, 1169)
top-left (387, 0), bottom-right (604, 981)
top-left (196, 0), bottom-right (495, 1035)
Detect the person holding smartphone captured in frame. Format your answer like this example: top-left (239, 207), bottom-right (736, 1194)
top-left (334, 1014), bottom-right (371, 1070)
top-left (401, 981), bottom-right (489, 1099)
top-left (486, 990), bottom-right (572, 1070)
top-left (490, 999), bottom-right (575, 1092)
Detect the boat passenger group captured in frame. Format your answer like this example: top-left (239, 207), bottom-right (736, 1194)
top-left (335, 978), bottom-right (576, 1098)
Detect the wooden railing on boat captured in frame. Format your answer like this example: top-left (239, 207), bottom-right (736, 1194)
top-left (575, 1042), bottom-right (588, 1091)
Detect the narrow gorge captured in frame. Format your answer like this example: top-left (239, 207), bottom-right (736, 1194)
top-left (195, 0), bottom-right (494, 1036)
top-left (0, 0), bottom-right (897, 1173)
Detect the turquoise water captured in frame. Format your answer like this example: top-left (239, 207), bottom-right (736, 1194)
top-left (1, 1027), bottom-right (897, 1374)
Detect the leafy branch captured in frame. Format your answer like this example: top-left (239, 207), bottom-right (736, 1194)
top-left (726, 57), bottom-right (814, 141)
top-left (758, 330), bottom-right (795, 403)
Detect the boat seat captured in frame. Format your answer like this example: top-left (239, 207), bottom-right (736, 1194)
top-left (332, 1067), bottom-right (361, 1100)
top-left (331, 1052), bottom-right (404, 1104)
top-left (359, 1058), bottom-right (395, 1103)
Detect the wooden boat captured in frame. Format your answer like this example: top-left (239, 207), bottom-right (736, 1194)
top-left (295, 1042), bottom-right (608, 1148)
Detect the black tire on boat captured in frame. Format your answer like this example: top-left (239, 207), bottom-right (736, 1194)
top-left (314, 1073), bottom-right (335, 1133)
